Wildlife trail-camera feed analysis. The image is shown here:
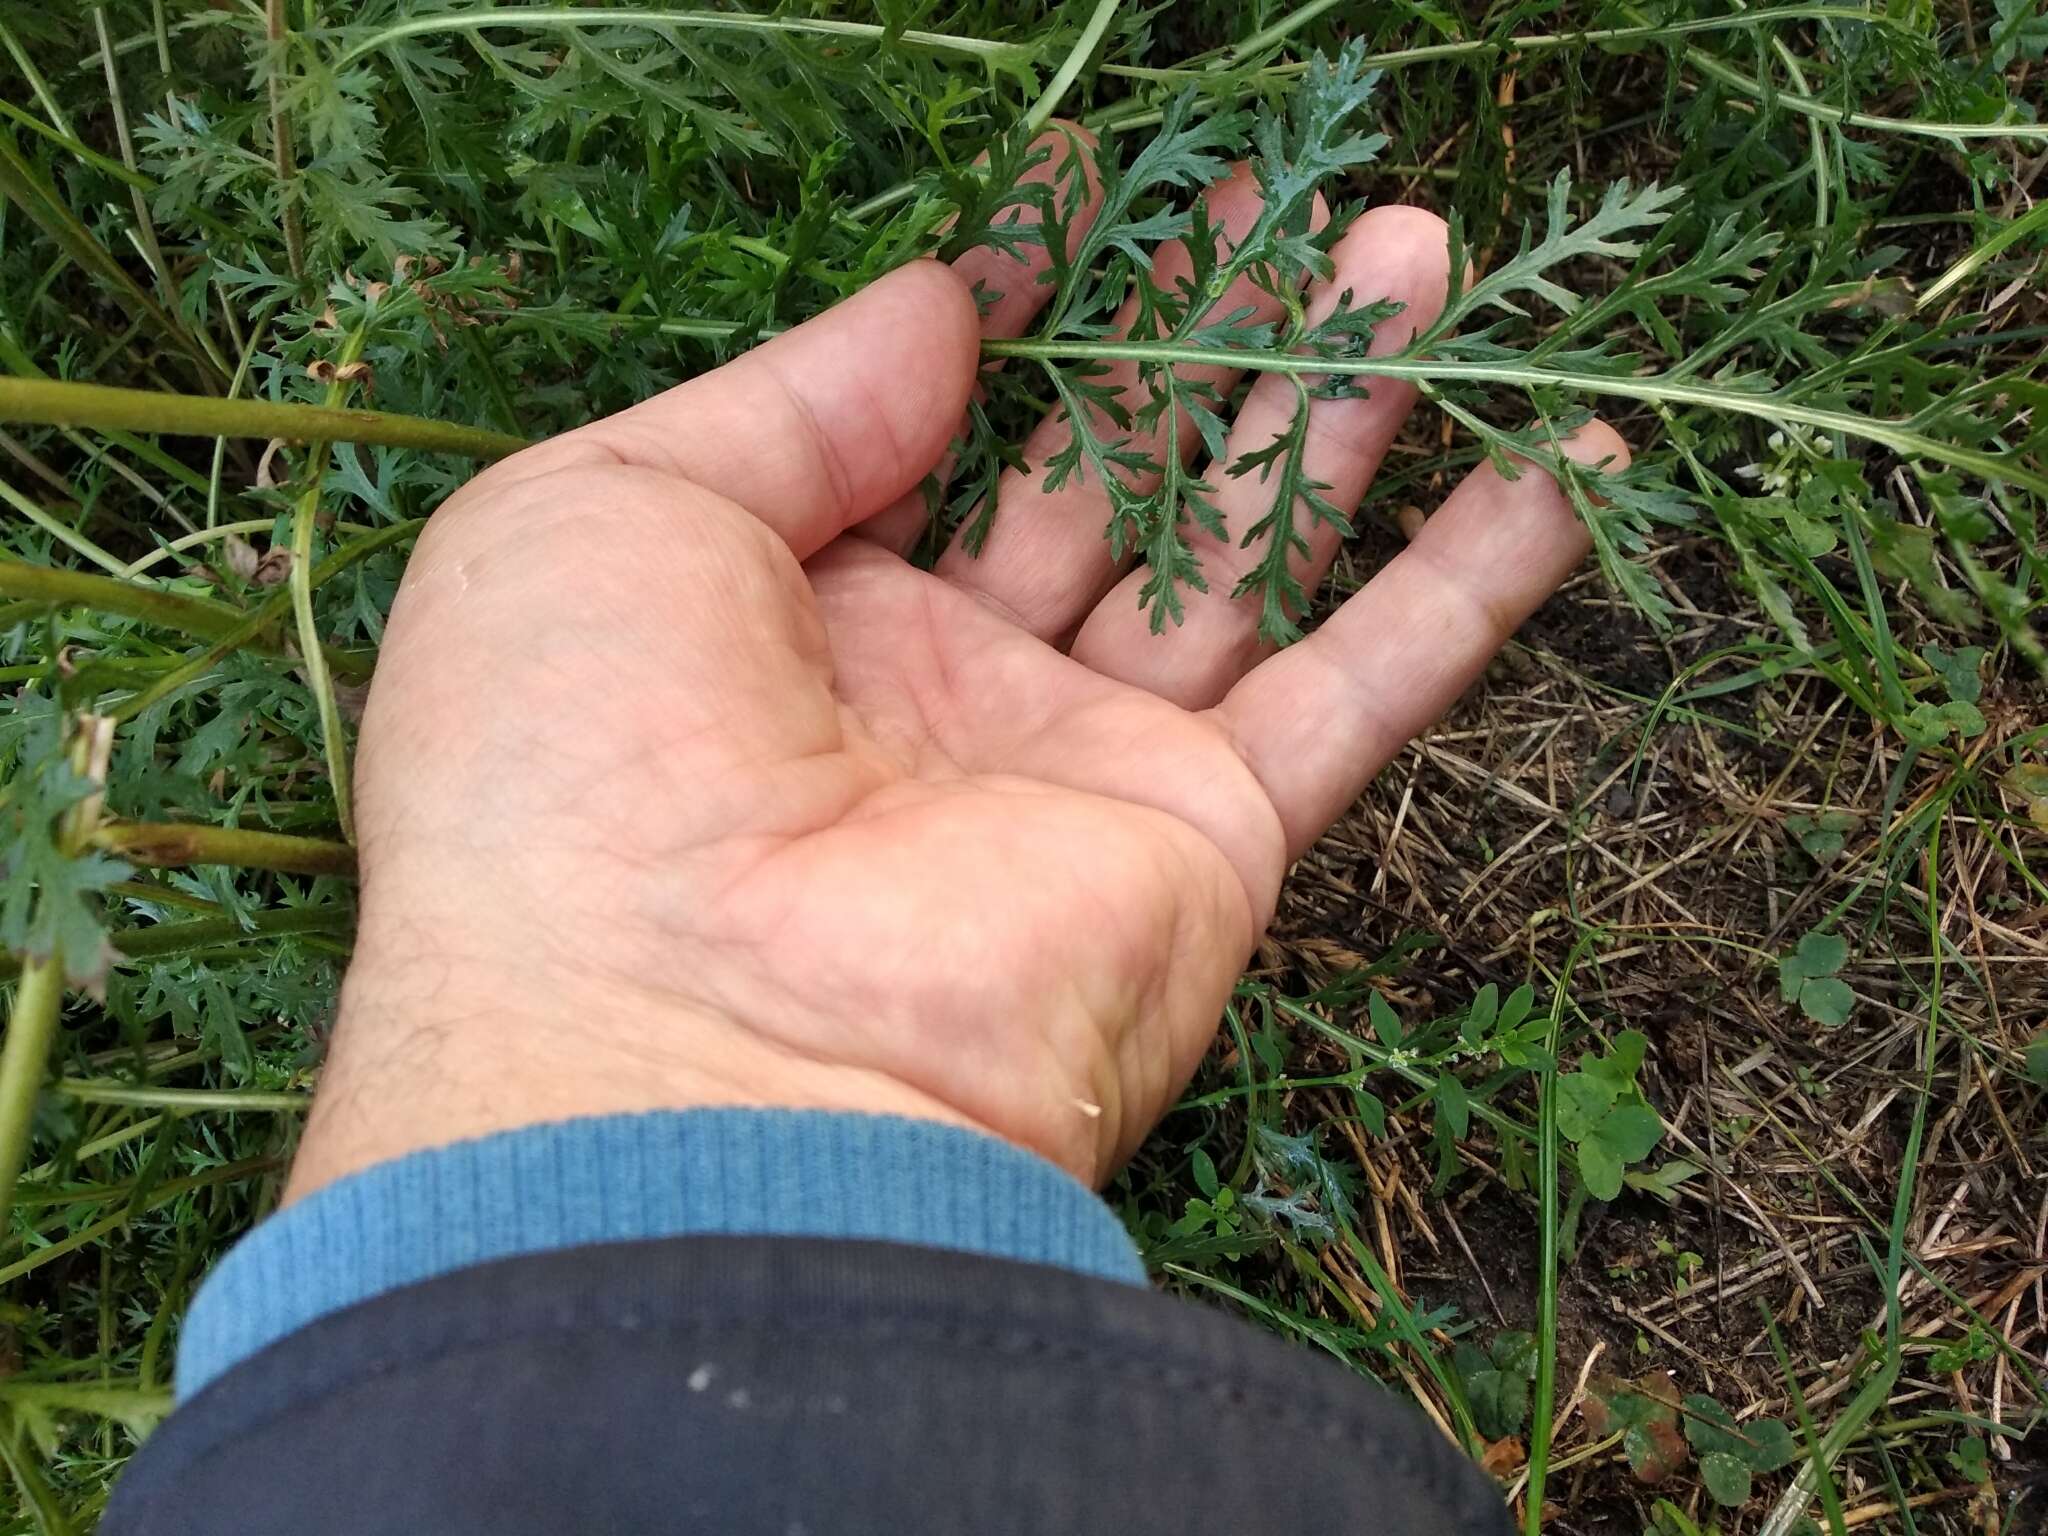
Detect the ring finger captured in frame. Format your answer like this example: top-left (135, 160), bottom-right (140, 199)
top-left (937, 164), bottom-right (1318, 643)
top-left (1070, 205), bottom-right (1457, 707)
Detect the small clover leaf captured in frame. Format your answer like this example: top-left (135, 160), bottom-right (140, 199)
top-left (1779, 930), bottom-right (1854, 1026)
top-left (1700, 1451), bottom-right (1750, 1505)
top-left (1785, 808), bottom-right (1857, 862)
top-left (1920, 642), bottom-right (1985, 704)
top-left (1949, 1435), bottom-right (1990, 1484)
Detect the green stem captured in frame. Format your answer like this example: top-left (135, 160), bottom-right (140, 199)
top-left (90, 821), bottom-right (356, 877)
top-left (1526, 934), bottom-right (1597, 1536)
top-left (1918, 200), bottom-right (2048, 312)
top-left (0, 1158), bottom-right (276, 1284)
top-left (289, 331), bottom-right (371, 844)
top-left (334, 7), bottom-right (1035, 69)
top-left (0, 473), bottom-right (129, 576)
top-left (0, 97), bottom-right (152, 188)
top-left (52, 1081), bottom-right (309, 1113)
top-left (0, 905), bottom-right (351, 983)
top-left (0, 18), bottom-right (74, 135)
top-left (0, 557), bottom-right (370, 680)
top-left (108, 520), bottom-right (420, 722)
top-left (980, 339), bottom-right (2048, 496)
top-left (0, 135), bottom-right (218, 387)
top-left (265, 0), bottom-right (306, 280)
top-left (121, 518), bottom-right (280, 577)
top-left (0, 559), bottom-right (251, 642)
top-left (1024, 0), bottom-right (1121, 135)
top-left (1117, 5), bottom-right (1902, 80)
top-left (93, 3), bottom-right (177, 311)
top-left (1221, 0), bottom-right (1351, 62)
top-left (0, 376), bottom-right (526, 458)
top-left (1675, 29), bottom-right (2048, 141)
top-left (0, 957), bottom-right (66, 1235)
top-left (1110, 6), bottom-right (2043, 143)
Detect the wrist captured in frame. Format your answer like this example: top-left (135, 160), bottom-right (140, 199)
top-left (288, 951), bottom-right (980, 1203)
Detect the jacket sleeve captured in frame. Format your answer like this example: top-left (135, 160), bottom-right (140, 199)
top-left (105, 1111), bottom-right (1510, 1535)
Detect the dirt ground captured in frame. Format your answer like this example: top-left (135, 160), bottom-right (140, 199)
top-left (1240, 515), bottom-right (2048, 1532)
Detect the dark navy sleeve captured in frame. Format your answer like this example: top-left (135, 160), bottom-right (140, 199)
top-left (108, 1232), bottom-right (1511, 1535)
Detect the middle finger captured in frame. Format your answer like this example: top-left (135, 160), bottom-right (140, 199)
top-left (936, 165), bottom-right (1313, 643)
top-left (1070, 205), bottom-right (1456, 706)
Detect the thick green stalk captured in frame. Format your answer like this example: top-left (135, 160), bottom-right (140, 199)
top-left (0, 906), bottom-right (351, 984)
top-left (52, 1081), bottom-right (309, 1113)
top-left (0, 957), bottom-right (66, 1235)
top-left (0, 558), bottom-right (375, 679)
top-left (0, 377), bottom-right (526, 459)
top-left (90, 821), bottom-right (356, 877)
top-left (0, 559), bottom-right (249, 641)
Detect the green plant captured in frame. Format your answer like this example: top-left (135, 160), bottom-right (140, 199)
top-left (1683, 1394), bottom-right (1799, 1507)
top-left (1947, 1434), bottom-right (1990, 1484)
top-left (1453, 1329), bottom-right (1539, 1442)
top-left (1784, 808), bottom-right (1857, 863)
top-left (1777, 928), bottom-right (1856, 1026)
top-left (1554, 1030), bottom-right (1665, 1200)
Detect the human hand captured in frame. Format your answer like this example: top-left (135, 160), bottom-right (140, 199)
top-left (290, 141), bottom-right (1625, 1197)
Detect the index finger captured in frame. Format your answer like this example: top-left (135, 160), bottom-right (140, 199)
top-left (856, 123), bottom-right (1105, 555)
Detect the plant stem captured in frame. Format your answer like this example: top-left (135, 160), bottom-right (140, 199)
top-left (1024, 0), bottom-right (1121, 135)
top-left (52, 1081), bottom-right (310, 1113)
top-left (0, 557), bottom-right (305, 662)
top-left (0, 138), bottom-right (219, 389)
top-left (0, 19), bottom-right (74, 135)
top-left (334, 7), bottom-right (1035, 70)
top-left (0, 905), bottom-right (352, 984)
top-left (1526, 934), bottom-right (1597, 1536)
top-left (0, 1158), bottom-right (277, 1285)
top-left (1918, 200), bottom-right (2048, 312)
top-left (981, 339), bottom-right (2048, 497)
top-left (287, 326), bottom-right (373, 843)
top-left (0, 956), bottom-right (66, 1236)
top-left (119, 518), bottom-right (280, 578)
top-left (0, 376), bottom-right (526, 458)
top-left (0, 98), bottom-right (152, 188)
top-left (0, 474), bottom-right (130, 577)
top-left (106, 519), bottom-right (421, 721)
top-left (0, 716), bottom-right (111, 1234)
top-left (93, 4), bottom-right (177, 310)
top-left (264, 0), bottom-right (305, 280)
top-left (90, 821), bottom-right (356, 877)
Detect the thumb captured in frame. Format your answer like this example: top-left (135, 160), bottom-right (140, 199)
top-left (485, 260), bottom-right (982, 561)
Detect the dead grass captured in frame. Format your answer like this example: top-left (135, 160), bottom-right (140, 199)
top-left (1239, 519), bottom-right (2048, 1532)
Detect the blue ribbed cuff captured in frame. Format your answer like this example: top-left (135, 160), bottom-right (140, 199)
top-left (175, 1109), bottom-right (1144, 1399)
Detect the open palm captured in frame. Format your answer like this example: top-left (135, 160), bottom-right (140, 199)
top-left (294, 155), bottom-right (1622, 1197)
